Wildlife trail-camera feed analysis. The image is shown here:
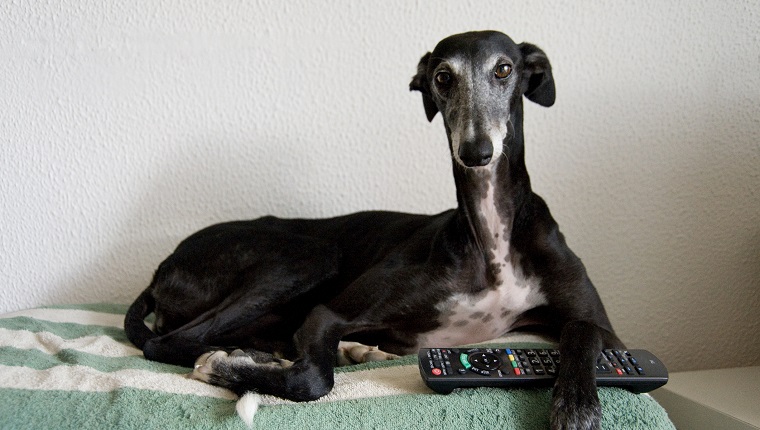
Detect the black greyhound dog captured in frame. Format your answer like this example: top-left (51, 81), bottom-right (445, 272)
top-left (125, 31), bottom-right (623, 429)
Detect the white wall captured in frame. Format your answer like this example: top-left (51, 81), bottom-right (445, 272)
top-left (2, 1), bottom-right (758, 372)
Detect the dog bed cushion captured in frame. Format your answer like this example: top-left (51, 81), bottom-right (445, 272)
top-left (0, 303), bottom-right (675, 429)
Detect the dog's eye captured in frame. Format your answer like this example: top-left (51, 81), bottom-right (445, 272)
top-left (435, 71), bottom-right (452, 87)
top-left (495, 64), bottom-right (512, 79)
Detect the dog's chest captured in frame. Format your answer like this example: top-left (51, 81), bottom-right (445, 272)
top-left (418, 244), bottom-right (547, 347)
top-left (416, 187), bottom-right (547, 347)
top-left (416, 261), bottom-right (545, 348)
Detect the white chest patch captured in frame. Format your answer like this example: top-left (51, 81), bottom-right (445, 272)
top-left (416, 177), bottom-right (547, 348)
top-left (416, 265), bottom-right (546, 348)
top-left (480, 175), bottom-right (510, 280)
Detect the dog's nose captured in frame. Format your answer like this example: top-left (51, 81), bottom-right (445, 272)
top-left (459, 140), bottom-right (493, 167)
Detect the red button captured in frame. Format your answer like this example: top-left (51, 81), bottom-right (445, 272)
top-left (616, 369), bottom-right (623, 375)
top-left (514, 368), bottom-right (522, 375)
top-left (431, 368), bottom-right (442, 376)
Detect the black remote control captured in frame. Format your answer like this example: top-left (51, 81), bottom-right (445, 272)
top-left (419, 347), bottom-right (668, 394)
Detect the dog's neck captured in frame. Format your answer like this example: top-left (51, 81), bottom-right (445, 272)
top-left (450, 103), bottom-right (531, 283)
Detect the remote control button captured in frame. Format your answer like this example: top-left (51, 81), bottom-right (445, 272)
top-left (596, 364), bottom-right (611, 373)
top-left (468, 352), bottom-right (501, 370)
top-left (431, 368), bottom-right (442, 376)
top-left (460, 353), bottom-right (471, 369)
top-left (470, 366), bottom-right (491, 376)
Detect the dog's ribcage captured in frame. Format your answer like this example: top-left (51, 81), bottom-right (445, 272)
top-left (417, 178), bottom-right (547, 347)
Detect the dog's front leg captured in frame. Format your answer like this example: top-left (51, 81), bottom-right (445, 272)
top-left (191, 304), bottom-right (351, 402)
top-left (550, 320), bottom-right (613, 430)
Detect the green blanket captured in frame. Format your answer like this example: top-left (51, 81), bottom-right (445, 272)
top-left (0, 304), bottom-right (674, 429)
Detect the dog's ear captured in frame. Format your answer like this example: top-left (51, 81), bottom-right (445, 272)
top-left (519, 43), bottom-right (556, 107)
top-left (409, 52), bottom-right (439, 121)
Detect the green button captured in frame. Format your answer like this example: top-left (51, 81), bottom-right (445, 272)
top-left (460, 353), bottom-right (471, 369)
top-left (511, 360), bottom-right (519, 368)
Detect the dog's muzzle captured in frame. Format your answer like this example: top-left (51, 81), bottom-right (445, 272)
top-left (458, 139), bottom-right (493, 167)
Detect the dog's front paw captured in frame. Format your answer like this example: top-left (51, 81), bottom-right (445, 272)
top-left (550, 382), bottom-right (602, 430)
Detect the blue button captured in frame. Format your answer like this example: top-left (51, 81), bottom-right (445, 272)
top-left (506, 348), bottom-right (513, 354)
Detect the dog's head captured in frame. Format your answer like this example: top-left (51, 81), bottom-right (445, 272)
top-left (410, 31), bottom-right (555, 168)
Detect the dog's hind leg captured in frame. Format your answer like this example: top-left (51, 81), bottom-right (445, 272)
top-left (143, 279), bottom-right (321, 367)
top-left (190, 304), bottom-right (356, 401)
top-left (336, 341), bottom-right (401, 366)
top-left (141, 237), bottom-right (343, 367)
top-left (141, 294), bottom-right (269, 367)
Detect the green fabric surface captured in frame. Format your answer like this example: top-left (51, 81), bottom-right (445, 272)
top-left (0, 304), bottom-right (675, 429)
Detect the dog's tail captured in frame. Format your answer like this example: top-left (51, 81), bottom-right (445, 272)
top-left (124, 285), bottom-right (158, 350)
